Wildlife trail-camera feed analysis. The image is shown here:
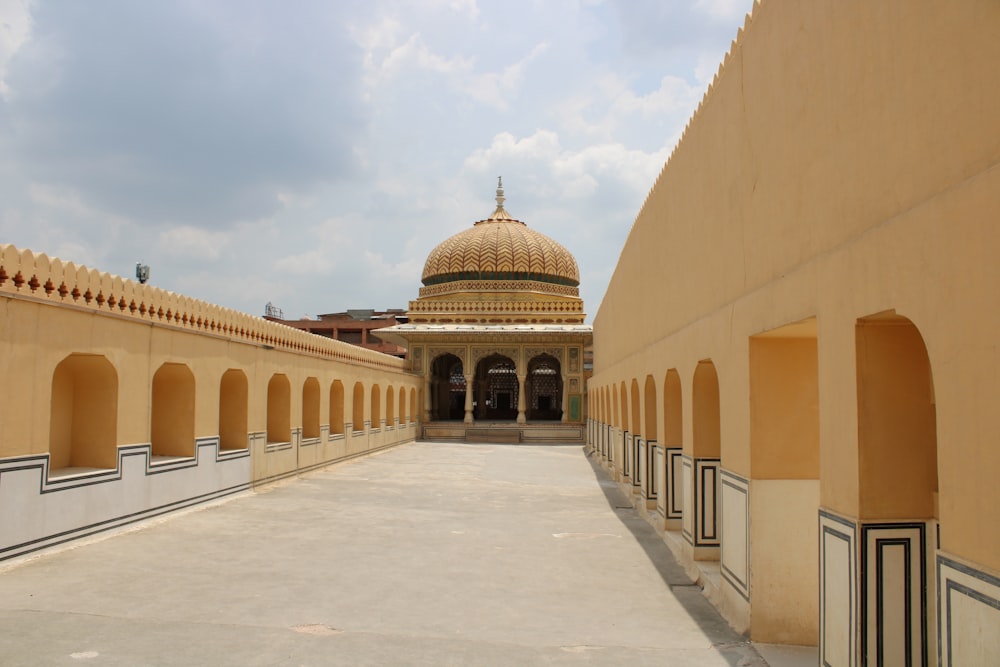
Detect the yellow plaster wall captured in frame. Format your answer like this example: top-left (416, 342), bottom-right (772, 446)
top-left (0, 245), bottom-right (421, 483)
top-left (856, 318), bottom-right (937, 520)
top-left (591, 0), bottom-right (1000, 570)
top-left (749, 336), bottom-right (819, 480)
top-left (750, 479), bottom-right (820, 644)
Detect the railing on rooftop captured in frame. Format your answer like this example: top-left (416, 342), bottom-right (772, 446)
top-left (0, 244), bottom-right (406, 372)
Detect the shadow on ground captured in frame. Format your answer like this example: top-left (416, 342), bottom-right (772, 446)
top-left (580, 445), bottom-right (766, 667)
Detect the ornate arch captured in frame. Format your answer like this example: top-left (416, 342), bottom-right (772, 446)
top-left (526, 353), bottom-right (563, 421)
top-left (473, 352), bottom-right (519, 421)
top-left (428, 346), bottom-right (467, 368)
top-left (429, 352), bottom-right (466, 420)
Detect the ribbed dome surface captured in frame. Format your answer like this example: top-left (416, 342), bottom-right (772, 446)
top-left (421, 185), bottom-right (580, 287)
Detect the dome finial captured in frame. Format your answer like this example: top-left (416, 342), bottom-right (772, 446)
top-left (484, 176), bottom-right (514, 222)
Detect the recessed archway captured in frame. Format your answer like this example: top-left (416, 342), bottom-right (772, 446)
top-left (152, 363), bottom-right (196, 457)
top-left (302, 377), bottom-right (320, 439)
top-left (664, 370), bottom-right (682, 448)
top-left (330, 380), bottom-right (345, 435)
top-left (49, 354), bottom-right (119, 471)
top-left (612, 384), bottom-right (619, 428)
top-left (386, 386), bottom-right (395, 427)
top-left (857, 314), bottom-right (937, 519)
top-left (430, 354), bottom-right (465, 421)
top-left (620, 381), bottom-right (629, 433)
top-left (219, 369), bottom-right (248, 451)
top-left (644, 375), bottom-right (657, 442)
top-left (352, 382), bottom-right (365, 431)
top-left (267, 374), bottom-right (291, 444)
top-left (398, 385), bottom-right (407, 424)
top-left (661, 369), bottom-right (684, 526)
top-left (371, 384), bottom-right (382, 428)
top-left (689, 360), bottom-right (721, 556)
top-left (526, 354), bottom-right (562, 421)
top-left (692, 361), bottom-right (720, 459)
top-left (855, 312), bottom-right (938, 663)
top-left (630, 379), bottom-right (641, 437)
top-left (474, 354), bottom-right (518, 421)
top-left (748, 319), bottom-right (820, 643)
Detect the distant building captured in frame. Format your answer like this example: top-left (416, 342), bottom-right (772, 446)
top-left (269, 309), bottom-right (409, 358)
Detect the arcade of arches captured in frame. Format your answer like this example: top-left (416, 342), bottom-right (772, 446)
top-left (587, 2), bottom-right (1000, 664)
top-left (427, 350), bottom-right (565, 423)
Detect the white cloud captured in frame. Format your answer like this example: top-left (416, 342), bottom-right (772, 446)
top-left (3, 3), bottom-right (364, 229)
top-left (464, 130), bottom-right (561, 169)
top-left (274, 249), bottom-right (334, 276)
top-left (364, 250), bottom-right (423, 285)
top-left (0, 0), bottom-right (32, 98)
top-left (158, 226), bottom-right (230, 262)
top-left (0, 1), bottom-right (755, 321)
top-left (612, 75), bottom-right (703, 119)
top-left (461, 42), bottom-right (548, 108)
top-left (27, 183), bottom-right (97, 218)
top-left (694, 0), bottom-right (751, 22)
top-left (48, 241), bottom-right (95, 269)
top-left (272, 215), bottom-right (357, 276)
top-left (448, 0), bottom-right (479, 19)
top-left (386, 33), bottom-right (472, 76)
top-left (548, 71), bottom-right (704, 146)
top-left (464, 130), bottom-right (669, 200)
top-left (553, 142), bottom-right (670, 197)
top-left (357, 26), bottom-right (473, 93)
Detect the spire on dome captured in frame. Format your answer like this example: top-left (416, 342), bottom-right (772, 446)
top-left (487, 176), bottom-right (514, 222)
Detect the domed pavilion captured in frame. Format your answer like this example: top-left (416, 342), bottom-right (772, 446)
top-left (380, 179), bottom-right (592, 443)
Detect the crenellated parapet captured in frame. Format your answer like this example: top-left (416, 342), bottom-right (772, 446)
top-left (0, 244), bottom-right (405, 372)
top-left (636, 0), bottom-right (764, 222)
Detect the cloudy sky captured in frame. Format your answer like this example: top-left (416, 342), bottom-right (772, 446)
top-left (0, 0), bottom-right (752, 321)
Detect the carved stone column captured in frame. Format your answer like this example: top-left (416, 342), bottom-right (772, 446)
top-left (424, 377), bottom-right (433, 422)
top-left (516, 374), bottom-right (527, 424)
top-left (561, 374), bottom-right (569, 422)
top-left (463, 374), bottom-right (474, 424)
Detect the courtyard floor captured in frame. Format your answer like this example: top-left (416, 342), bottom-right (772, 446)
top-left (0, 441), bottom-right (811, 666)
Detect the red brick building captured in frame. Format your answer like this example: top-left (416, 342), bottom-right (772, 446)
top-left (269, 309), bottom-right (408, 358)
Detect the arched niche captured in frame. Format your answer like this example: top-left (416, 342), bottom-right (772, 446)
top-left (302, 377), bottom-right (320, 439)
top-left (329, 380), bottom-right (345, 435)
top-left (49, 354), bottom-right (119, 471)
top-left (219, 369), bottom-right (248, 451)
top-left (644, 375), bottom-right (658, 441)
top-left (152, 363), bottom-right (196, 457)
top-left (352, 382), bottom-right (365, 430)
top-left (371, 384), bottom-right (382, 428)
top-left (267, 374), bottom-right (291, 444)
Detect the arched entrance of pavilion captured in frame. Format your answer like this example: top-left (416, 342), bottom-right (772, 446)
top-left (526, 353), bottom-right (563, 421)
top-left (429, 353), bottom-right (466, 421)
top-left (473, 353), bottom-right (519, 421)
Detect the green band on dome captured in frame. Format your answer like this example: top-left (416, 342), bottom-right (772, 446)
top-left (422, 271), bottom-right (579, 288)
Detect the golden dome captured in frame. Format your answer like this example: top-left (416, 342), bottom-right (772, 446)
top-left (421, 180), bottom-right (580, 287)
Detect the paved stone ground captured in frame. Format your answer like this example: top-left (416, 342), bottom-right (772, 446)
top-left (0, 442), bottom-right (770, 666)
